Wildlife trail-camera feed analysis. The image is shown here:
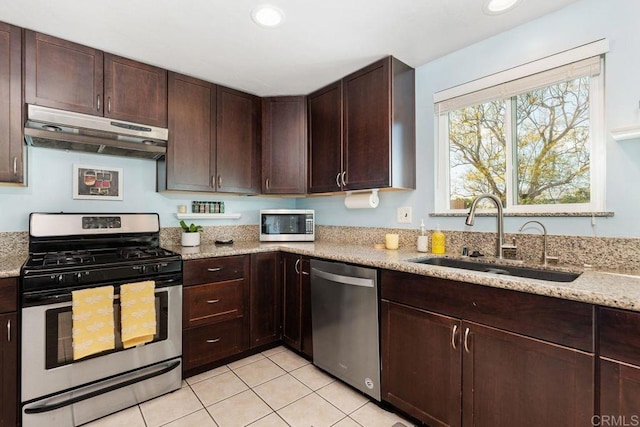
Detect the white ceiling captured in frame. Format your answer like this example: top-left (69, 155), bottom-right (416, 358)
top-left (1, 0), bottom-right (581, 97)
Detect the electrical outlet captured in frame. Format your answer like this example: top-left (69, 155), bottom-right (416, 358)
top-left (397, 207), bottom-right (412, 224)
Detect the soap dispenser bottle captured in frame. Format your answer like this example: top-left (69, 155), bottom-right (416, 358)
top-left (431, 224), bottom-right (446, 254)
top-left (417, 219), bottom-right (428, 252)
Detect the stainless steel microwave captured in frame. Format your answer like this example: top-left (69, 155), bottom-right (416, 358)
top-left (260, 209), bottom-right (315, 242)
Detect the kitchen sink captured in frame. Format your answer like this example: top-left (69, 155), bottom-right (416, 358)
top-left (412, 257), bottom-right (581, 282)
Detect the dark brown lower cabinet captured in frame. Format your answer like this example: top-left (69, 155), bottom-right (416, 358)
top-left (600, 358), bottom-right (640, 421)
top-left (462, 321), bottom-right (593, 427)
top-left (382, 301), bottom-right (461, 427)
top-left (382, 300), bottom-right (594, 427)
top-left (281, 253), bottom-right (312, 358)
top-left (250, 252), bottom-right (281, 348)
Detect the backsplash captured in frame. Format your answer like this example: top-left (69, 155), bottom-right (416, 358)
top-left (2, 225), bottom-right (640, 270)
top-left (316, 226), bottom-right (640, 270)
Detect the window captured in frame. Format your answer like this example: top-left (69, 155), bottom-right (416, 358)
top-left (435, 41), bottom-right (607, 213)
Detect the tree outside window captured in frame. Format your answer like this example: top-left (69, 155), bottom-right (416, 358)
top-left (447, 77), bottom-right (591, 210)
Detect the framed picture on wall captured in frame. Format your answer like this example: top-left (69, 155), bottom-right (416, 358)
top-left (73, 164), bottom-right (123, 200)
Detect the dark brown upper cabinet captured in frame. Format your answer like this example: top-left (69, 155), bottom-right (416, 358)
top-left (262, 96), bottom-right (307, 194)
top-left (161, 72), bottom-right (215, 192)
top-left (216, 86), bottom-right (260, 194)
top-left (308, 56), bottom-right (415, 193)
top-left (308, 81), bottom-right (343, 193)
top-left (25, 30), bottom-right (167, 128)
top-left (0, 22), bottom-right (23, 184)
top-left (159, 74), bottom-right (260, 194)
top-left (103, 54), bottom-right (167, 127)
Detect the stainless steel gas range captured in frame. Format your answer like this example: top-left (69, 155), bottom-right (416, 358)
top-left (20, 213), bottom-right (183, 427)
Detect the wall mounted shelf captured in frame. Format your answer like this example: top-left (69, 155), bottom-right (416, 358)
top-left (175, 213), bottom-right (241, 220)
top-left (611, 125), bottom-right (640, 141)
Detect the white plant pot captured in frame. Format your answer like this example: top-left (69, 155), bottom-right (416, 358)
top-left (181, 232), bottom-right (200, 247)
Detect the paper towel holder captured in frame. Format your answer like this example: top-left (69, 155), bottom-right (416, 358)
top-left (344, 189), bottom-right (379, 209)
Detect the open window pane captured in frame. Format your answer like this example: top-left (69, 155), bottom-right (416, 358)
top-left (514, 77), bottom-right (591, 205)
top-left (448, 100), bottom-right (506, 209)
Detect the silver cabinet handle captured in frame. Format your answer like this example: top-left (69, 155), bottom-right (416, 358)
top-left (206, 338), bottom-right (221, 343)
top-left (336, 173), bottom-right (341, 188)
top-left (12, 157), bottom-right (17, 175)
top-left (218, 175), bottom-right (222, 188)
top-left (463, 327), bottom-right (471, 353)
top-left (207, 267), bottom-right (222, 272)
top-left (294, 258), bottom-right (301, 274)
top-left (451, 324), bottom-right (458, 350)
top-left (97, 94), bottom-right (101, 111)
top-left (301, 270), bottom-right (309, 276)
top-left (6, 319), bottom-right (10, 342)
top-left (265, 178), bottom-right (270, 191)
top-left (206, 299), bottom-right (220, 304)
top-left (341, 171), bottom-right (346, 187)
top-left (107, 97), bottom-right (111, 113)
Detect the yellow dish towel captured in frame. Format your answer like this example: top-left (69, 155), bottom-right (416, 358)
top-left (120, 280), bottom-right (157, 349)
top-left (72, 286), bottom-right (115, 360)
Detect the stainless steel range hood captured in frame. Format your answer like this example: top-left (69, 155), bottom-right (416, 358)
top-left (24, 105), bottom-right (169, 160)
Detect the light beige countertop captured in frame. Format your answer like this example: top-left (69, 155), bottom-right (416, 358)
top-left (169, 241), bottom-right (640, 312)
top-left (0, 254), bottom-right (26, 279)
top-left (3, 241), bottom-right (639, 311)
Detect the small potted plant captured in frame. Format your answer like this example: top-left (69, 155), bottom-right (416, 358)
top-left (180, 220), bottom-right (203, 247)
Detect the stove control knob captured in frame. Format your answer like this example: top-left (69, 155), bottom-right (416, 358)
top-left (153, 264), bottom-right (161, 273)
top-left (74, 272), bottom-right (83, 282)
top-left (56, 274), bottom-right (64, 285)
top-left (139, 265), bottom-right (147, 275)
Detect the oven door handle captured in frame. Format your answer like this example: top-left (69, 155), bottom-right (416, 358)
top-left (23, 360), bottom-right (181, 414)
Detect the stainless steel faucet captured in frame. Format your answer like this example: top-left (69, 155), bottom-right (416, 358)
top-left (518, 220), bottom-right (558, 266)
top-left (465, 193), bottom-right (511, 259)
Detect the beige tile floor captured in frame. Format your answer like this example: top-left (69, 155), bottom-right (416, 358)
top-left (84, 346), bottom-right (415, 427)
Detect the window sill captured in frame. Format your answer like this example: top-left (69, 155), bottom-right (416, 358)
top-left (429, 211), bottom-right (614, 218)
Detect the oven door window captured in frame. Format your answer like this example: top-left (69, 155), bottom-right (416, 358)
top-left (44, 291), bottom-right (169, 369)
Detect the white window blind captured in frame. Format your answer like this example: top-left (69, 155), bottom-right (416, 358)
top-left (434, 39), bottom-right (609, 114)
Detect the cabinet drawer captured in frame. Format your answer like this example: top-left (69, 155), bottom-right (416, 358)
top-left (0, 278), bottom-right (17, 313)
top-left (183, 280), bottom-right (243, 327)
top-left (183, 319), bottom-right (243, 370)
top-left (184, 255), bottom-right (247, 286)
top-left (382, 269), bottom-right (594, 351)
top-left (600, 307), bottom-right (640, 366)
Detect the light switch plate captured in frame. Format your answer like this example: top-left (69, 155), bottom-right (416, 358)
top-left (397, 207), bottom-right (412, 224)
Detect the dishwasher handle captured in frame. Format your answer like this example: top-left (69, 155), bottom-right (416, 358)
top-left (311, 268), bottom-right (374, 288)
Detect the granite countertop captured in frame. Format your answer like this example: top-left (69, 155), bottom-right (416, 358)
top-left (168, 241), bottom-right (640, 312)
top-left (0, 254), bottom-right (26, 278)
top-left (3, 241), bottom-right (639, 312)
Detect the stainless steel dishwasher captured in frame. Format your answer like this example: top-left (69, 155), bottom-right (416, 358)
top-left (310, 259), bottom-right (380, 401)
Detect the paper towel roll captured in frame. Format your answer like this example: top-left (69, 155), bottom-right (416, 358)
top-left (344, 190), bottom-right (379, 209)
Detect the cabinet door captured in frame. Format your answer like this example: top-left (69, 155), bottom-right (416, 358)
top-left (462, 321), bottom-right (594, 427)
top-left (0, 23), bottom-right (23, 184)
top-left (0, 312), bottom-right (17, 427)
top-left (308, 81), bottom-right (343, 193)
top-left (183, 318), bottom-right (243, 372)
top-left (343, 57), bottom-right (390, 190)
top-left (216, 86), bottom-right (260, 194)
top-left (104, 53), bottom-right (167, 127)
top-left (282, 253), bottom-right (301, 350)
top-left (381, 301), bottom-right (461, 427)
top-left (300, 258), bottom-right (313, 359)
top-left (165, 73), bottom-right (215, 191)
top-left (600, 358), bottom-right (640, 421)
top-left (24, 30), bottom-right (103, 116)
top-left (262, 96), bottom-right (307, 194)
top-left (250, 252), bottom-right (281, 348)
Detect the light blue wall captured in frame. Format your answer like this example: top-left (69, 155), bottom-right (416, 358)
top-left (299, 0), bottom-right (640, 238)
top-left (0, 147), bottom-right (294, 232)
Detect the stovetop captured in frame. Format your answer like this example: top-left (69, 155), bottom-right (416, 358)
top-left (21, 213), bottom-right (183, 297)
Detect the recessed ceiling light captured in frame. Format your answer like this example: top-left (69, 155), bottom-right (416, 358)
top-left (251, 5), bottom-right (286, 28)
top-left (483, 0), bottom-right (521, 15)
